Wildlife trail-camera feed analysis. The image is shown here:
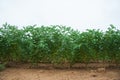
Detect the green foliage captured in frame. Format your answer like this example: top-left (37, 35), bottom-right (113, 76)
top-left (0, 64), bottom-right (5, 71)
top-left (0, 23), bottom-right (120, 66)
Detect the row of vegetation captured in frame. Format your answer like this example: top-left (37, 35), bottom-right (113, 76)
top-left (0, 23), bottom-right (120, 67)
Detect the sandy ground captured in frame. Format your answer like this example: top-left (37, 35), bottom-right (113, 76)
top-left (0, 67), bottom-right (120, 80)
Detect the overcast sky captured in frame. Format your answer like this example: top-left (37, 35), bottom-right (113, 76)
top-left (0, 0), bottom-right (120, 31)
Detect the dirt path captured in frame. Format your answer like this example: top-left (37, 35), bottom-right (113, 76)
top-left (0, 68), bottom-right (120, 80)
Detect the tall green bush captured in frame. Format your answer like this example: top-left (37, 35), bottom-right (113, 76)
top-left (0, 23), bottom-right (120, 66)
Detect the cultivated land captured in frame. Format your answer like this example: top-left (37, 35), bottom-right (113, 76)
top-left (0, 67), bottom-right (120, 80)
top-left (0, 24), bottom-right (120, 80)
top-left (0, 63), bottom-right (120, 80)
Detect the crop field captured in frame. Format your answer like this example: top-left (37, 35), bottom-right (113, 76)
top-left (0, 23), bottom-right (120, 80)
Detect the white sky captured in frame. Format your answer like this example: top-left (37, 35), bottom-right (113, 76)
top-left (0, 0), bottom-right (120, 31)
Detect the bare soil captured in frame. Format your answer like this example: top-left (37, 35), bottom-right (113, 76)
top-left (0, 67), bottom-right (120, 80)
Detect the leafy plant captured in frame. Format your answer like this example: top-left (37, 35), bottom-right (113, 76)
top-left (0, 23), bottom-right (120, 67)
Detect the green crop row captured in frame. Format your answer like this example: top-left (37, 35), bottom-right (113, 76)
top-left (0, 23), bottom-right (120, 66)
